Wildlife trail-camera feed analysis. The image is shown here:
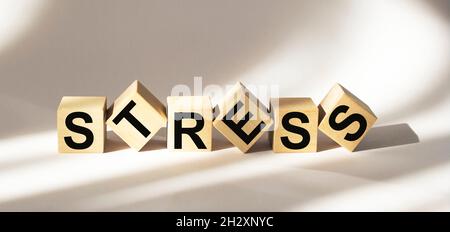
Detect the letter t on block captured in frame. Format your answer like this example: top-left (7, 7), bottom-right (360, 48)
top-left (213, 82), bottom-right (272, 153)
top-left (318, 84), bottom-right (377, 152)
top-left (107, 80), bottom-right (167, 151)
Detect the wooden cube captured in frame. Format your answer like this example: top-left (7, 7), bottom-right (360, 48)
top-left (318, 83), bottom-right (377, 151)
top-left (57, 96), bottom-right (106, 153)
top-left (167, 96), bottom-right (212, 151)
top-left (213, 82), bottom-right (272, 153)
top-left (270, 98), bottom-right (318, 153)
top-left (106, 80), bottom-right (167, 151)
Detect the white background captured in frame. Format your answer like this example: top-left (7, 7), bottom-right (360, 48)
top-left (0, 0), bottom-right (449, 211)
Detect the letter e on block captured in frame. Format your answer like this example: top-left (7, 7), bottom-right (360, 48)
top-left (107, 80), bottom-right (167, 151)
top-left (213, 82), bottom-right (272, 153)
top-left (167, 96), bottom-right (212, 151)
top-left (57, 96), bottom-right (107, 153)
top-left (270, 98), bottom-right (318, 153)
top-left (318, 84), bottom-right (377, 152)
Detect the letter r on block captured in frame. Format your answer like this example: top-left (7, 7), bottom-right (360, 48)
top-left (167, 96), bottom-right (212, 151)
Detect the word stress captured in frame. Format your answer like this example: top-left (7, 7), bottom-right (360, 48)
top-left (58, 81), bottom-right (377, 153)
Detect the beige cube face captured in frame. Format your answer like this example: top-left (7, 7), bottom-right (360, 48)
top-left (167, 96), bottom-right (212, 151)
top-left (318, 84), bottom-right (377, 151)
top-left (271, 98), bottom-right (318, 153)
top-left (213, 82), bottom-right (272, 153)
top-left (57, 96), bottom-right (106, 153)
top-left (107, 80), bottom-right (167, 151)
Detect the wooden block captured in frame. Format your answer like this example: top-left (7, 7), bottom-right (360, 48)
top-left (270, 98), bottom-right (318, 153)
top-left (167, 96), bottom-right (212, 151)
top-left (57, 96), bottom-right (106, 153)
top-left (318, 83), bottom-right (377, 151)
top-left (106, 80), bottom-right (167, 151)
top-left (213, 82), bottom-right (272, 153)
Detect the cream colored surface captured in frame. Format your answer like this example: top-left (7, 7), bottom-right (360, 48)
top-left (57, 96), bottom-right (106, 153)
top-left (0, 0), bottom-right (448, 211)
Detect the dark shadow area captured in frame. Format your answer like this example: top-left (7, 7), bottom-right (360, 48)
top-left (212, 130), bottom-right (233, 151)
top-left (305, 136), bottom-right (449, 181)
top-left (424, 0), bottom-right (449, 21)
top-left (355, 123), bottom-right (419, 152)
top-left (140, 129), bottom-right (167, 152)
top-left (140, 140), bottom-right (166, 152)
top-left (317, 131), bottom-right (340, 152)
top-left (247, 133), bottom-right (272, 153)
top-left (104, 131), bottom-right (129, 153)
top-left (213, 139), bottom-right (234, 152)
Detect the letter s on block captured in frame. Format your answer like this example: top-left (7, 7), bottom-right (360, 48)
top-left (58, 96), bottom-right (106, 153)
top-left (280, 112), bottom-right (311, 149)
top-left (328, 105), bottom-right (367, 141)
top-left (64, 112), bottom-right (94, 149)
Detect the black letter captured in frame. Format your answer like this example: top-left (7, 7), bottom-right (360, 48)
top-left (222, 101), bottom-right (266, 144)
top-left (112, 100), bottom-right (151, 137)
top-left (328, 105), bottom-right (367, 141)
top-left (280, 112), bottom-right (310, 149)
top-left (64, 112), bottom-right (94, 149)
top-left (174, 112), bottom-right (206, 149)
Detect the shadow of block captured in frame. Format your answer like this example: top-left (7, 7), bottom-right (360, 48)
top-left (213, 139), bottom-right (234, 151)
top-left (140, 139), bottom-right (166, 152)
top-left (317, 130), bottom-right (340, 152)
top-left (247, 133), bottom-right (272, 153)
top-left (355, 123), bottom-right (419, 152)
top-left (104, 131), bottom-right (129, 153)
top-left (140, 128), bottom-right (167, 152)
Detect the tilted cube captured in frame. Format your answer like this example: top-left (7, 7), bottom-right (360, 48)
top-left (167, 96), bottom-right (212, 151)
top-left (57, 96), bottom-right (106, 153)
top-left (270, 98), bottom-right (318, 153)
top-left (107, 80), bottom-right (167, 151)
top-left (318, 84), bottom-right (377, 151)
top-left (213, 82), bottom-right (272, 153)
